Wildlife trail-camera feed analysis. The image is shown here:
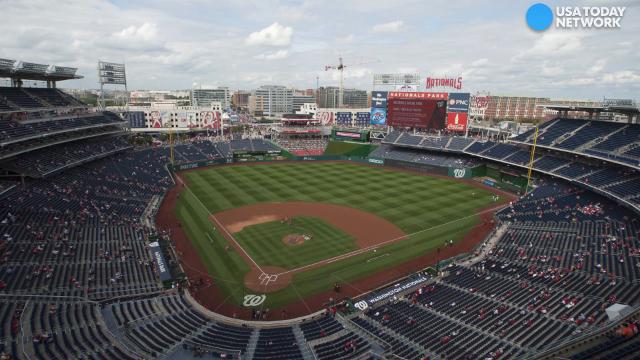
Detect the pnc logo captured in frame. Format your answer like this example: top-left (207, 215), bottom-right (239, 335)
top-left (449, 99), bottom-right (469, 106)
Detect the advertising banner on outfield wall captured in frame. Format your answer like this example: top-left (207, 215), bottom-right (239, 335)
top-left (447, 93), bottom-right (471, 113)
top-left (446, 112), bottom-right (468, 132)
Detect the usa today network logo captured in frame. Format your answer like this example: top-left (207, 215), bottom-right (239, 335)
top-left (526, 3), bottom-right (626, 31)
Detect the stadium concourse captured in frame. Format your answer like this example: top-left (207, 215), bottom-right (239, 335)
top-left (1, 83), bottom-right (640, 359)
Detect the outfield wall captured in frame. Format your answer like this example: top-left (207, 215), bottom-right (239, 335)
top-left (167, 155), bottom-right (483, 182)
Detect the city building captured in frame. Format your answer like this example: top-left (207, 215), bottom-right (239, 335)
top-left (292, 94), bottom-right (315, 112)
top-left (317, 87), bottom-right (368, 108)
top-left (231, 90), bottom-right (250, 109)
top-left (190, 87), bottom-right (231, 108)
top-left (249, 85), bottom-right (293, 117)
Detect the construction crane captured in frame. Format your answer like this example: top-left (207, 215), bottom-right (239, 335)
top-left (324, 56), bottom-right (379, 108)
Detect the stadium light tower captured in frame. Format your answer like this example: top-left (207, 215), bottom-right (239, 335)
top-left (324, 56), bottom-right (379, 108)
top-left (98, 60), bottom-right (128, 110)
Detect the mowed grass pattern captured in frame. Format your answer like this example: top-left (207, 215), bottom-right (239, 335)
top-left (234, 217), bottom-right (357, 269)
top-left (176, 162), bottom-right (498, 308)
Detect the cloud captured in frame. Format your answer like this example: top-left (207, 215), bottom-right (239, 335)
top-left (541, 62), bottom-right (564, 77)
top-left (513, 32), bottom-right (586, 62)
top-left (551, 78), bottom-right (597, 86)
top-left (254, 50), bottom-right (289, 60)
top-left (372, 20), bottom-right (404, 33)
top-left (587, 59), bottom-right (606, 75)
top-left (245, 22), bottom-right (293, 46)
top-left (471, 58), bottom-right (489, 67)
top-left (601, 71), bottom-right (640, 84)
top-left (115, 22), bottom-right (158, 41)
top-left (0, 0), bottom-right (638, 97)
top-left (336, 34), bottom-right (355, 44)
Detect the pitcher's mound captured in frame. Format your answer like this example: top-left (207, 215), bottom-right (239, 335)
top-left (244, 266), bottom-right (292, 293)
top-left (283, 234), bottom-right (307, 246)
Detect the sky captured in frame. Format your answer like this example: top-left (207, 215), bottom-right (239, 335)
top-left (1, 0), bottom-right (639, 100)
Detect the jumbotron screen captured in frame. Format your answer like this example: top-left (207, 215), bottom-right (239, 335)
top-left (387, 92), bottom-right (448, 129)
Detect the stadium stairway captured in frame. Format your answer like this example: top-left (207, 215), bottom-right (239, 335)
top-left (244, 329), bottom-right (260, 359)
top-left (339, 315), bottom-right (411, 359)
top-left (291, 325), bottom-right (315, 360)
top-left (333, 315), bottom-right (386, 357)
top-left (351, 313), bottom-right (431, 359)
top-left (551, 121), bottom-right (591, 147)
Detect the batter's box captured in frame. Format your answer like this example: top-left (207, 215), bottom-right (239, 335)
top-left (258, 272), bottom-right (278, 286)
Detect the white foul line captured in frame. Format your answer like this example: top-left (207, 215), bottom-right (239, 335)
top-left (184, 185), bottom-right (264, 274)
top-left (276, 202), bottom-right (509, 276)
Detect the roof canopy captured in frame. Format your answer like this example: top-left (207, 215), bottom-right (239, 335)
top-left (0, 58), bottom-right (83, 82)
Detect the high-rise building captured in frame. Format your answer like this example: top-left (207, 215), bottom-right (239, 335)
top-left (292, 94), bottom-right (315, 112)
top-left (317, 87), bottom-right (368, 108)
top-left (190, 87), bottom-right (231, 108)
top-left (249, 85), bottom-right (293, 116)
top-left (232, 90), bottom-right (250, 109)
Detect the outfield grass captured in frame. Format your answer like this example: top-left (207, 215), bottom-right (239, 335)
top-left (234, 216), bottom-right (357, 269)
top-left (175, 162), bottom-right (497, 308)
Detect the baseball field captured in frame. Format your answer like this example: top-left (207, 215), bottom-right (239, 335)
top-left (172, 162), bottom-right (501, 310)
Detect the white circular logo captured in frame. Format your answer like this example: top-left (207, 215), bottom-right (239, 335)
top-left (453, 169), bottom-right (466, 178)
top-left (243, 294), bottom-right (266, 307)
top-left (317, 112), bottom-right (334, 125)
top-left (354, 301), bottom-right (369, 311)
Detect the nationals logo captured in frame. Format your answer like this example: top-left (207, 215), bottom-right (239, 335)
top-left (316, 111), bottom-right (334, 125)
top-left (242, 294), bottom-right (266, 307)
top-left (426, 76), bottom-right (463, 90)
top-left (453, 169), bottom-right (466, 178)
top-left (354, 301), bottom-right (369, 311)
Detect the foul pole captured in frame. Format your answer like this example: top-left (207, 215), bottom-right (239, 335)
top-left (169, 128), bottom-right (175, 166)
top-left (525, 126), bottom-right (539, 194)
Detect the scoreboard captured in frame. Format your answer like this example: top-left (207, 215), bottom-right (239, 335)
top-left (387, 92), bottom-right (447, 129)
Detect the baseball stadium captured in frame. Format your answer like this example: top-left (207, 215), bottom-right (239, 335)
top-left (2, 2), bottom-right (640, 360)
